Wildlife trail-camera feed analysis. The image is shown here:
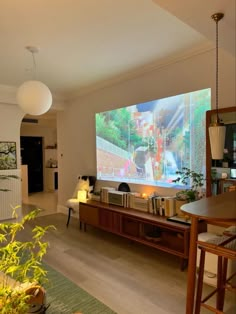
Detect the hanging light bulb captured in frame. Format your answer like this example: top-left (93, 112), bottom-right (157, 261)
top-left (208, 13), bottom-right (226, 160)
top-left (17, 46), bottom-right (52, 116)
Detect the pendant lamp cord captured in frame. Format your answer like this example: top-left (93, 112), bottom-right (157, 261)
top-left (25, 46), bottom-right (39, 80)
top-left (215, 18), bottom-right (219, 122)
top-left (31, 51), bottom-right (37, 80)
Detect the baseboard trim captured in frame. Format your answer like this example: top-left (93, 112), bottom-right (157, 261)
top-left (57, 204), bottom-right (79, 218)
top-left (57, 204), bottom-right (67, 215)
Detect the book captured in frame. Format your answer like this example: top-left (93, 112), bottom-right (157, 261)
top-left (132, 196), bottom-right (149, 212)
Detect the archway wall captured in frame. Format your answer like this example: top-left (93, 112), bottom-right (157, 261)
top-left (0, 103), bottom-right (25, 219)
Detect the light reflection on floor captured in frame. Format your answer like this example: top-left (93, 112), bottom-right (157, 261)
top-left (22, 191), bottom-right (58, 216)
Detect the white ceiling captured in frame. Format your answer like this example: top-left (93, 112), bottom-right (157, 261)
top-left (0, 0), bottom-right (235, 98)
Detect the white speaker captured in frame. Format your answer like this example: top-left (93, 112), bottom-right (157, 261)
top-left (108, 191), bottom-right (126, 207)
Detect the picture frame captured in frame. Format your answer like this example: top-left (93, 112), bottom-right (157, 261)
top-left (0, 141), bottom-right (17, 170)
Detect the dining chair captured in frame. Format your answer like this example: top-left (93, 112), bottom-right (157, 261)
top-left (195, 233), bottom-right (236, 313)
top-left (66, 175), bottom-right (96, 227)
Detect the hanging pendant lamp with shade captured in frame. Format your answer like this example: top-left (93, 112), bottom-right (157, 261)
top-left (209, 13), bottom-right (226, 160)
top-left (17, 46), bottom-right (52, 116)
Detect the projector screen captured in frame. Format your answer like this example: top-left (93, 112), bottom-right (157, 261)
top-left (96, 88), bottom-right (211, 188)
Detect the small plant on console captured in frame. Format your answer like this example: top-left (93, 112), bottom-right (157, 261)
top-left (173, 167), bottom-right (205, 202)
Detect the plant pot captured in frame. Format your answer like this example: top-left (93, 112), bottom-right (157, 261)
top-left (26, 286), bottom-right (49, 313)
top-left (175, 199), bottom-right (188, 217)
top-left (28, 304), bottom-right (50, 314)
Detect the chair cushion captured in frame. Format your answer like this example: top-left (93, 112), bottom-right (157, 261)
top-left (72, 175), bottom-right (96, 198)
top-left (66, 198), bottom-right (80, 211)
top-left (207, 235), bottom-right (236, 251)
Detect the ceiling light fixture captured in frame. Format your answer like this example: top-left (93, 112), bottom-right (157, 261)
top-left (17, 46), bottom-right (52, 116)
top-left (208, 13), bottom-right (226, 160)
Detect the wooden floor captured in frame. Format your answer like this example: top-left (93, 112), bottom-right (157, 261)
top-left (21, 193), bottom-right (235, 314)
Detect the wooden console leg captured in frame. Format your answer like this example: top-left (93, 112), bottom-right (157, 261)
top-left (180, 258), bottom-right (188, 271)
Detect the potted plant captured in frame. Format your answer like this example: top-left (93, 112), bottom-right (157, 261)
top-left (0, 206), bottom-right (54, 313)
top-left (172, 167), bottom-right (205, 217)
top-left (173, 167), bottom-right (205, 202)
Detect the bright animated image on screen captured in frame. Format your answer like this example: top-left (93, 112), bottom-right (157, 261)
top-left (96, 88), bottom-right (211, 188)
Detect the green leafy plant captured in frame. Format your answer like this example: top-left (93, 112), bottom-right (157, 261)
top-left (173, 167), bottom-right (205, 202)
top-left (0, 207), bottom-right (55, 313)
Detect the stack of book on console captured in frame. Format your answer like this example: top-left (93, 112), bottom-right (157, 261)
top-left (126, 192), bottom-right (140, 208)
top-left (100, 187), bottom-right (176, 217)
top-left (128, 193), bottom-right (149, 212)
top-left (148, 196), bottom-right (176, 217)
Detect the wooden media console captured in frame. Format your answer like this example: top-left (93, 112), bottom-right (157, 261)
top-left (79, 200), bottom-right (206, 270)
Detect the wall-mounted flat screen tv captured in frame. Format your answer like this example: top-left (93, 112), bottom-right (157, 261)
top-left (96, 88), bottom-right (211, 188)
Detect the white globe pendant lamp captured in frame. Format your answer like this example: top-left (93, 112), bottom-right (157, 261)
top-left (209, 13), bottom-right (226, 160)
top-left (17, 46), bottom-right (52, 116)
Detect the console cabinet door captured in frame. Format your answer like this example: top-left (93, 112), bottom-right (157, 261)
top-left (99, 208), bottom-right (121, 233)
top-left (122, 216), bottom-right (140, 237)
top-left (99, 208), bottom-right (112, 230)
top-left (80, 203), bottom-right (99, 226)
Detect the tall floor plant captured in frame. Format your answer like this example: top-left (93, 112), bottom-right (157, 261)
top-left (0, 174), bottom-right (55, 313)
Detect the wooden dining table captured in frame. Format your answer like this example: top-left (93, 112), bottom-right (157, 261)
top-left (181, 190), bottom-right (236, 314)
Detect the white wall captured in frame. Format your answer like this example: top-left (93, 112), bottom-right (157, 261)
top-left (0, 48), bottom-right (235, 215)
top-left (57, 48), bottom-right (236, 209)
top-left (0, 104), bottom-right (25, 219)
top-left (0, 86), bottom-right (63, 218)
top-left (20, 120), bottom-right (57, 190)
top-left (0, 104), bottom-right (25, 168)
top-left (20, 120), bottom-right (57, 148)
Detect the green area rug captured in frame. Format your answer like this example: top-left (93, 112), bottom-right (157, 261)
top-left (43, 263), bottom-right (116, 314)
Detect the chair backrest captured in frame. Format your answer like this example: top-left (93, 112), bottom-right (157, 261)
top-left (224, 225), bottom-right (236, 236)
top-left (198, 234), bottom-right (236, 260)
top-left (72, 175), bottom-right (96, 198)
